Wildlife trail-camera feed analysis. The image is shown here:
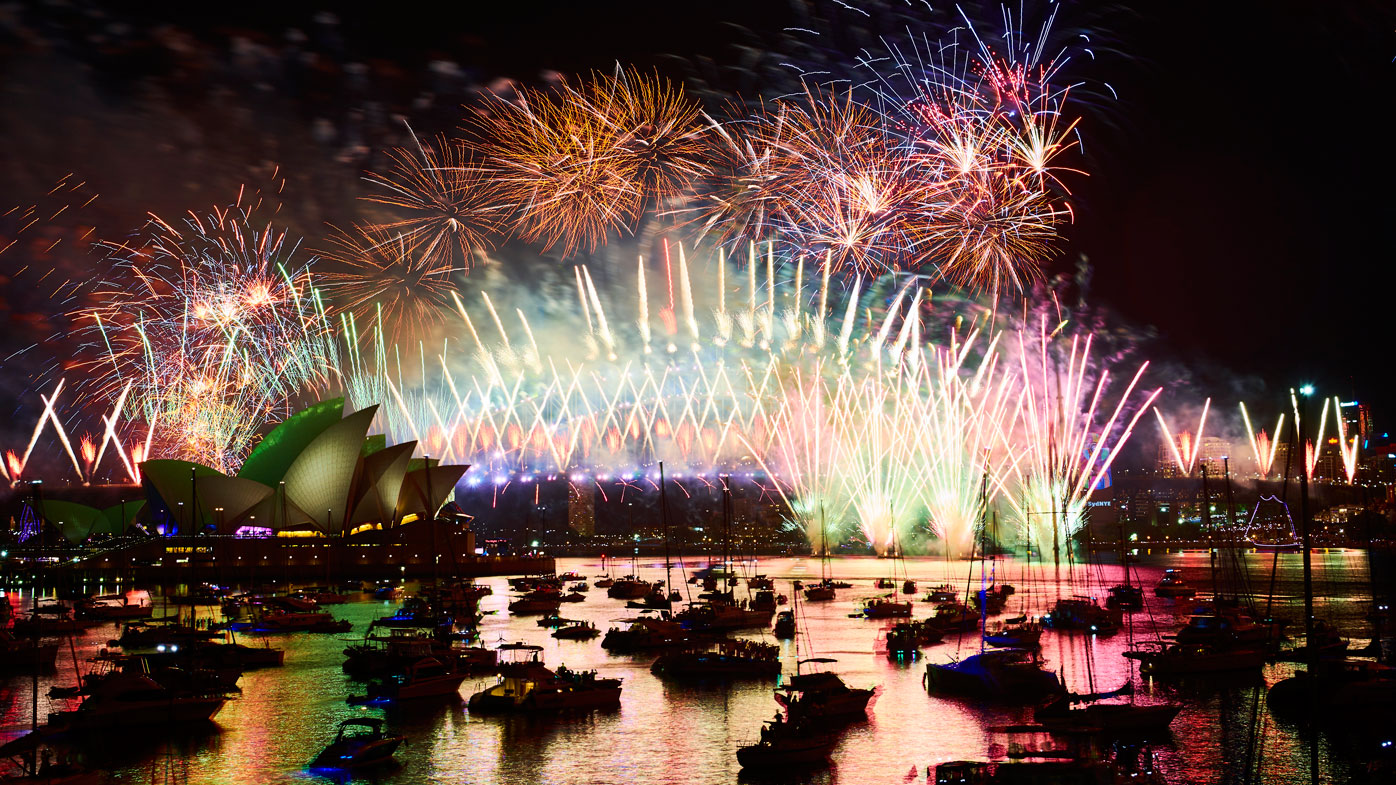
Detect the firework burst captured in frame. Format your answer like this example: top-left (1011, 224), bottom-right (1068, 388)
top-left (320, 223), bottom-right (460, 344)
top-left (362, 131), bottom-right (499, 271)
top-left (81, 200), bottom-right (338, 471)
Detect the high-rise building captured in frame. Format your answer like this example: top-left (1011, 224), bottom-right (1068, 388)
top-left (567, 483), bottom-right (595, 536)
top-left (1199, 436), bottom-right (1232, 478)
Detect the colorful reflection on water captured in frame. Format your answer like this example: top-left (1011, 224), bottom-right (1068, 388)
top-left (0, 550), bottom-right (1385, 784)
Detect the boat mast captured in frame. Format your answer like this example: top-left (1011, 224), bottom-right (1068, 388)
top-left (1203, 464), bottom-right (1217, 601)
top-left (659, 462), bottom-right (673, 598)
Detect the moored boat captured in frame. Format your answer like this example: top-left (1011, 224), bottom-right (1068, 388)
top-left (308, 718), bottom-right (404, 769)
top-left (467, 644), bottom-right (621, 713)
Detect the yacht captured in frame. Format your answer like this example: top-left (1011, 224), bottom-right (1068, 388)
top-left (467, 644), bottom-right (622, 713)
top-left (46, 672), bottom-right (225, 732)
top-left (860, 596), bottom-right (912, 619)
top-left (776, 664), bottom-right (875, 723)
top-left (601, 615), bottom-right (699, 652)
top-left (650, 639), bottom-right (781, 679)
top-left (347, 657), bottom-right (466, 704)
top-left (1123, 641), bottom-right (1266, 675)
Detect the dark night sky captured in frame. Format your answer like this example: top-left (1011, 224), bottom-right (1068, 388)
top-left (3, 1), bottom-right (1394, 421)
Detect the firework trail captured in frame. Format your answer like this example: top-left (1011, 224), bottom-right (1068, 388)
top-left (1153, 398), bottom-right (1210, 477)
top-left (1239, 402), bottom-right (1284, 478)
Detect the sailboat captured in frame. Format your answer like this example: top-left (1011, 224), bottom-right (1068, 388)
top-left (803, 506), bottom-right (837, 602)
top-left (926, 489), bottom-right (1063, 702)
top-left (673, 478), bottom-right (773, 632)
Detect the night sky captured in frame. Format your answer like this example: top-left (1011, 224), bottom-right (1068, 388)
top-left (3, 0), bottom-right (1394, 424)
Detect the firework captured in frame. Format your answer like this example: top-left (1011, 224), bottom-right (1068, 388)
top-left (362, 131), bottom-right (500, 271)
top-left (1239, 402), bottom-right (1284, 478)
top-left (319, 223), bottom-right (461, 343)
top-left (80, 200), bottom-right (339, 472)
top-left (469, 68), bottom-right (706, 256)
top-left (1332, 396), bottom-right (1359, 484)
top-left (1153, 399), bottom-right (1211, 477)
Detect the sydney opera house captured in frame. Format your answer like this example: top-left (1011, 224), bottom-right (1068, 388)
top-left (21, 400), bottom-right (547, 579)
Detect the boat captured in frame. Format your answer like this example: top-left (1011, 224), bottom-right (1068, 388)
top-left (748, 576), bottom-right (774, 591)
top-left (1106, 583), bottom-right (1145, 610)
top-left (1035, 692), bottom-right (1181, 735)
top-left (507, 595), bottom-right (561, 615)
top-left (1153, 569), bottom-right (1196, 598)
top-left (536, 614), bottom-right (572, 628)
top-left (776, 663), bottom-right (875, 723)
top-left (930, 602), bottom-right (981, 632)
top-left (1174, 608), bottom-right (1283, 649)
top-left (902, 579), bottom-right (918, 595)
top-left (467, 644), bottom-right (622, 713)
top-left (605, 576), bottom-right (652, 600)
top-left (308, 718), bottom-right (405, 769)
top-left (558, 590), bottom-right (587, 603)
top-left (552, 620), bottom-right (600, 640)
top-left (735, 717), bottom-right (837, 770)
top-left (1123, 641), bottom-right (1266, 675)
top-left (44, 672), bottom-right (226, 732)
top-left (922, 584), bottom-right (958, 604)
top-left (0, 630), bottom-right (59, 671)
top-left (650, 639), bottom-right (780, 679)
top-left (342, 628), bottom-right (495, 678)
top-left (932, 725), bottom-right (1166, 784)
top-left (885, 621), bottom-right (943, 660)
top-left (984, 618), bottom-right (1043, 649)
top-left (925, 648), bottom-right (1064, 701)
top-left (674, 598), bottom-right (774, 631)
top-left (347, 657), bottom-right (465, 704)
top-left (860, 595), bottom-right (912, 619)
top-left (1044, 596), bottom-right (1121, 635)
top-left (773, 610), bottom-right (796, 639)
top-left (601, 615), bottom-right (701, 653)
top-left (1268, 658), bottom-right (1396, 715)
top-left (74, 591), bottom-right (153, 621)
top-left (802, 581), bottom-right (836, 602)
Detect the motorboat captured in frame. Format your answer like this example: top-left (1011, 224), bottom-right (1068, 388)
top-left (45, 672), bottom-right (226, 732)
top-left (1154, 569), bottom-right (1196, 598)
top-left (925, 648), bottom-right (1064, 701)
top-left (1044, 596), bottom-right (1120, 635)
top-left (75, 591), bottom-right (153, 621)
top-left (601, 615), bottom-right (700, 653)
top-left (1106, 584), bottom-right (1145, 610)
top-left (606, 576), bottom-right (652, 600)
top-left (507, 595), bottom-right (561, 615)
top-left (776, 663), bottom-right (875, 723)
top-left (736, 718), bottom-right (837, 770)
top-left (1123, 642), bottom-right (1266, 675)
top-left (773, 610), bottom-right (796, 639)
top-left (885, 621), bottom-right (943, 660)
top-left (984, 618), bottom-right (1043, 649)
top-left (802, 581), bottom-right (836, 602)
top-left (347, 657), bottom-right (465, 704)
top-left (650, 639), bottom-right (780, 679)
top-left (930, 602), bottom-right (980, 632)
top-left (308, 718), bottom-right (404, 769)
top-left (860, 596), bottom-right (912, 619)
top-left (674, 598), bottom-right (773, 631)
top-left (922, 584), bottom-right (958, 604)
top-left (552, 620), bottom-right (600, 640)
top-left (467, 644), bottom-right (621, 713)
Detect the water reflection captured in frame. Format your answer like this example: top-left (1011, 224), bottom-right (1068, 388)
top-left (0, 551), bottom-right (1381, 783)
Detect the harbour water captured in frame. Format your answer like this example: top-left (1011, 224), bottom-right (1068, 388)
top-left (0, 550), bottom-right (1384, 784)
